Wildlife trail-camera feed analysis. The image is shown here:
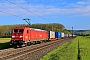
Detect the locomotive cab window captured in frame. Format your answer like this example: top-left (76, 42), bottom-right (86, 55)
top-left (14, 29), bottom-right (18, 33)
top-left (27, 30), bottom-right (28, 33)
top-left (19, 29), bottom-right (24, 33)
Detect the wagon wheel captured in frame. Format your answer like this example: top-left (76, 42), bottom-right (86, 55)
top-left (27, 42), bottom-right (31, 46)
top-left (18, 45), bottom-right (22, 48)
top-left (13, 45), bottom-right (17, 48)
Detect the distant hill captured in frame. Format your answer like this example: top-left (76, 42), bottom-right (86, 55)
top-left (72, 30), bottom-right (90, 35)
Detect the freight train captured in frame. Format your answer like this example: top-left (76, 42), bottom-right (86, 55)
top-left (10, 27), bottom-right (76, 47)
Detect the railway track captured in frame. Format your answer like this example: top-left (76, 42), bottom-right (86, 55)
top-left (0, 38), bottom-right (73, 60)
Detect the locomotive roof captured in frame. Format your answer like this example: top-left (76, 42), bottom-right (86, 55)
top-left (14, 27), bottom-right (47, 31)
top-left (30, 28), bottom-right (46, 31)
top-left (14, 27), bottom-right (27, 29)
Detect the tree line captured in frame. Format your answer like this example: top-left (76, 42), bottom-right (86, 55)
top-left (0, 23), bottom-right (71, 38)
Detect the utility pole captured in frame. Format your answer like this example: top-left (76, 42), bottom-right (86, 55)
top-left (23, 18), bottom-right (31, 27)
top-left (72, 27), bottom-right (73, 38)
top-left (52, 23), bottom-right (53, 31)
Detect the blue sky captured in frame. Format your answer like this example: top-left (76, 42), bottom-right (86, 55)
top-left (0, 0), bottom-right (90, 30)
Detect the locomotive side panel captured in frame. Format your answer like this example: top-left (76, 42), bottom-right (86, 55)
top-left (23, 28), bottom-right (30, 42)
top-left (23, 28), bottom-right (48, 41)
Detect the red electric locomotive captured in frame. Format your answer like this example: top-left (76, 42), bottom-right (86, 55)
top-left (10, 27), bottom-right (48, 47)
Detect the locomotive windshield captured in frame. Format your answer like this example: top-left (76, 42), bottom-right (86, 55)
top-left (19, 29), bottom-right (24, 33)
top-left (14, 29), bottom-right (18, 33)
top-left (14, 29), bottom-right (24, 33)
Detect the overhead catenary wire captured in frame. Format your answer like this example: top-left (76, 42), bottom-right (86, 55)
top-left (24, 0), bottom-right (51, 22)
top-left (0, 10), bottom-right (33, 26)
top-left (0, 3), bottom-right (24, 19)
top-left (1, 2), bottom-right (34, 22)
top-left (6, 0), bottom-right (51, 22)
top-left (24, 0), bottom-right (54, 31)
top-left (0, 10), bottom-right (24, 18)
top-left (25, 0), bottom-right (52, 20)
top-left (3, 0), bottom-right (53, 31)
top-left (24, 0), bottom-right (37, 23)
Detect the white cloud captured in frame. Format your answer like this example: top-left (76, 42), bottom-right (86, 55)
top-left (0, 0), bottom-right (90, 17)
top-left (76, 1), bottom-right (85, 5)
top-left (7, 0), bottom-right (26, 4)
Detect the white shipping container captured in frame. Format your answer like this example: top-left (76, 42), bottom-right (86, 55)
top-left (73, 35), bottom-right (76, 36)
top-left (61, 33), bottom-right (64, 37)
top-left (69, 34), bottom-right (72, 37)
top-left (64, 34), bottom-right (68, 37)
top-left (49, 31), bottom-right (55, 38)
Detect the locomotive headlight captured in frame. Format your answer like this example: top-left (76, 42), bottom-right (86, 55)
top-left (20, 36), bottom-right (23, 38)
top-left (12, 36), bottom-right (15, 38)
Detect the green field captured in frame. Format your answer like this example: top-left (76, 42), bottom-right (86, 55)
top-left (0, 38), bottom-right (11, 40)
top-left (79, 36), bottom-right (90, 60)
top-left (0, 38), bottom-right (11, 50)
top-left (0, 42), bottom-right (12, 50)
top-left (40, 36), bottom-right (90, 60)
top-left (0, 38), bottom-right (11, 43)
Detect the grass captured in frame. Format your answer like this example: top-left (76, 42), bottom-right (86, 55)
top-left (0, 38), bottom-right (11, 43)
top-left (0, 42), bottom-right (12, 50)
top-left (40, 37), bottom-right (78, 60)
top-left (0, 38), bottom-right (11, 40)
top-left (0, 38), bottom-right (11, 50)
top-left (40, 36), bottom-right (90, 60)
top-left (79, 36), bottom-right (90, 60)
